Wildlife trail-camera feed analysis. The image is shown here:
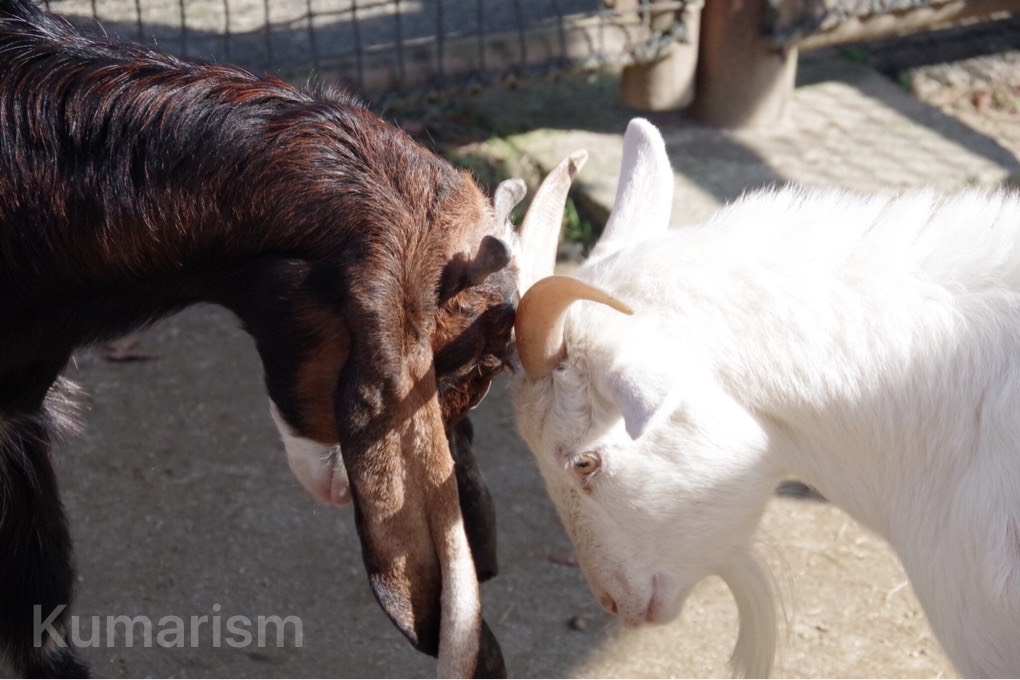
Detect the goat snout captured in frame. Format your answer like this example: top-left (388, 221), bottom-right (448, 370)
top-left (599, 593), bottom-right (618, 615)
top-left (270, 403), bottom-right (351, 506)
top-left (599, 573), bottom-right (678, 626)
top-left (644, 574), bottom-right (667, 624)
top-left (287, 441), bottom-right (351, 506)
top-left (615, 597), bottom-right (655, 627)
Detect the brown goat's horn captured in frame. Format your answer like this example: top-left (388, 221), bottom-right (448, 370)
top-left (515, 275), bottom-right (633, 380)
top-left (517, 151), bottom-right (588, 289)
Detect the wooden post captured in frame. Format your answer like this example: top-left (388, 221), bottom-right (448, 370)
top-left (618, 0), bottom-right (702, 112)
top-left (689, 0), bottom-right (798, 128)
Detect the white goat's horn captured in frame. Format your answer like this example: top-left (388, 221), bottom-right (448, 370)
top-left (518, 150), bottom-right (588, 289)
top-left (515, 275), bottom-right (633, 380)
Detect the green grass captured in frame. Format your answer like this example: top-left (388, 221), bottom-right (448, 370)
top-left (839, 46), bottom-right (871, 65)
top-left (562, 197), bottom-right (599, 248)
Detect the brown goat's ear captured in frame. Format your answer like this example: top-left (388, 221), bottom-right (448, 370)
top-left (493, 178), bottom-right (526, 228)
top-left (336, 354), bottom-right (504, 677)
top-left (438, 235), bottom-right (512, 302)
top-left (466, 235), bottom-right (511, 287)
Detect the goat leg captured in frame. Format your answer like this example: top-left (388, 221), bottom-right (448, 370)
top-left (0, 418), bottom-right (89, 678)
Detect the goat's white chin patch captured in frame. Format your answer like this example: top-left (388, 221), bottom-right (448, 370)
top-left (269, 403), bottom-right (351, 506)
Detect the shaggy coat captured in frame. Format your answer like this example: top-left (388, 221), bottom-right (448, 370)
top-left (0, 0), bottom-right (514, 676)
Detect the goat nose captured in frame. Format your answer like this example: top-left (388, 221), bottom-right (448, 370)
top-left (599, 594), bottom-right (618, 615)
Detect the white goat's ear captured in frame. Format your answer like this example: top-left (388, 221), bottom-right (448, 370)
top-left (590, 118), bottom-right (673, 261)
top-left (606, 366), bottom-right (679, 440)
top-left (602, 328), bottom-right (683, 440)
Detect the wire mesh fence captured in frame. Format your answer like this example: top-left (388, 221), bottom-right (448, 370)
top-left (767, 0), bottom-right (970, 45)
top-left (46, 0), bottom-right (692, 97)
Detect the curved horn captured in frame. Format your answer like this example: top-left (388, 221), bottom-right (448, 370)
top-left (515, 275), bottom-right (633, 380)
top-left (517, 150), bottom-right (588, 290)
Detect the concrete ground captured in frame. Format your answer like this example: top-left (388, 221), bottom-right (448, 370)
top-left (38, 19), bottom-right (1020, 680)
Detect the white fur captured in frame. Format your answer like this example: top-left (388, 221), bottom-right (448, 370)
top-left (588, 118), bottom-right (673, 264)
top-left (269, 402), bottom-right (351, 506)
top-left (436, 514), bottom-right (482, 678)
top-left (511, 118), bottom-right (1020, 677)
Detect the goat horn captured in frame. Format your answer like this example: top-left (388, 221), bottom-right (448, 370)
top-left (515, 275), bottom-right (633, 380)
top-left (518, 150), bottom-right (588, 289)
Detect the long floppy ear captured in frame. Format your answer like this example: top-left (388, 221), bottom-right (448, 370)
top-left (589, 118), bottom-right (674, 262)
top-left (335, 314), bottom-right (504, 677)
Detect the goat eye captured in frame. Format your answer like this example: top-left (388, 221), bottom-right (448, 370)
top-left (568, 452), bottom-right (601, 487)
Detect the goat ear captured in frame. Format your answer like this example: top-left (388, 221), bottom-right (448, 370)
top-left (335, 354), bottom-right (504, 676)
top-left (494, 178), bottom-right (526, 228)
top-left (605, 362), bottom-right (682, 440)
top-left (590, 118), bottom-right (673, 262)
top-left (602, 326), bottom-right (683, 440)
top-left (465, 234), bottom-right (511, 286)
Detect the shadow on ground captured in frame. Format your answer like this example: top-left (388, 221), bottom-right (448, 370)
top-left (54, 304), bottom-right (606, 678)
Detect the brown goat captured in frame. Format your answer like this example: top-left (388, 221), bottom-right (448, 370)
top-left (0, 0), bottom-right (525, 675)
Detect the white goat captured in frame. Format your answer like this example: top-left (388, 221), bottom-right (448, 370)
top-left (510, 117), bottom-right (1020, 677)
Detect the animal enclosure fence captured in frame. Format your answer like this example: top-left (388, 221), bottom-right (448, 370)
top-left (46, 0), bottom-right (692, 97)
top-left (47, 0), bottom-right (1009, 123)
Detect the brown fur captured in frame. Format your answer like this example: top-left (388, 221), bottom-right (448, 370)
top-left (0, 1), bottom-right (513, 675)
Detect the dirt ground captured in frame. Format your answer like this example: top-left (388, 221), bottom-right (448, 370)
top-left (52, 305), bottom-right (955, 678)
top-left (853, 15), bottom-right (1020, 168)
